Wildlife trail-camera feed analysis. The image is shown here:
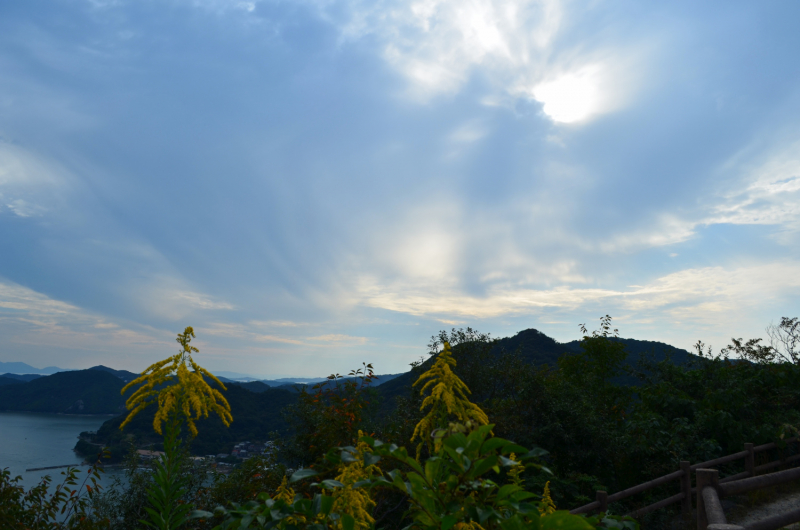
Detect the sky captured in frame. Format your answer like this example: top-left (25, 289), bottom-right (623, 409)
top-left (1, 0), bottom-right (799, 378)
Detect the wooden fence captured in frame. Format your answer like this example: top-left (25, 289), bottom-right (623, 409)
top-left (569, 436), bottom-right (800, 529)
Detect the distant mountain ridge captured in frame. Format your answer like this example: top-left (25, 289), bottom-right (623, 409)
top-left (0, 361), bottom-right (70, 375)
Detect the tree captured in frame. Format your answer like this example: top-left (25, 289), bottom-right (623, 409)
top-left (766, 317), bottom-right (800, 364)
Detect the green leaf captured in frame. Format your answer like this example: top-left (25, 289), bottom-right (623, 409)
top-left (501, 514), bottom-right (539, 530)
top-left (540, 511), bottom-right (595, 530)
top-left (441, 515), bottom-right (458, 530)
top-left (320, 479), bottom-right (345, 489)
top-left (501, 443), bottom-right (528, 455)
top-left (443, 433), bottom-right (469, 449)
top-left (496, 484), bottom-right (521, 501)
top-left (498, 455), bottom-right (519, 467)
top-left (363, 453), bottom-right (381, 467)
top-left (290, 468), bottom-right (318, 483)
top-left (425, 458), bottom-right (442, 483)
top-left (521, 447), bottom-right (549, 459)
top-left (342, 514), bottom-right (356, 530)
top-left (469, 455), bottom-right (499, 478)
top-left (340, 448), bottom-right (358, 463)
top-left (481, 437), bottom-right (510, 454)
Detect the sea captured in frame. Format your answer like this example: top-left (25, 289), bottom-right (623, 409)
top-left (0, 411), bottom-right (124, 491)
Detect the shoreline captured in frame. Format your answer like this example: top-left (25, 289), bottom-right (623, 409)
top-left (0, 410), bottom-right (120, 417)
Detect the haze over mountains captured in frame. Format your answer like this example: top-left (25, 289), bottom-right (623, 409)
top-left (0, 361), bottom-right (381, 387)
top-left (0, 361), bottom-right (70, 375)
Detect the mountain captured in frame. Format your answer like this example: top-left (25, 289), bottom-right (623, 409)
top-left (1, 373), bottom-right (43, 382)
top-left (0, 361), bottom-right (70, 375)
top-left (376, 329), bottom-right (697, 407)
top-left (88, 365), bottom-right (140, 383)
top-left (0, 369), bottom-right (127, 414)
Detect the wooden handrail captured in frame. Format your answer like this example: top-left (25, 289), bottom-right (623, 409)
top-left (607, 469), bottom-right (685, 502)
top-left (718, 466), bottom-right (800, 497)
top-left (570, 436), bottom-right (800, 521)
top-left (625, 492), bottom-right (684, 518)
top-left (696, 453), bottom-right (800, 529)
top-left (692, 450), bottom-right (749, 471)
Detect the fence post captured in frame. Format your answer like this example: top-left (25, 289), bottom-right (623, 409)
top-left (680, 460), bottom-right (691, 520)
top-left (696, 469), bottom-right (719, 530)
top-left (744, 443), bottom-right (754, 477)
top-left (596, 490), bottom-right (608, 513)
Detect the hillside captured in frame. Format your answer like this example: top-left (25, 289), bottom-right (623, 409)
top-left (376, 329), bottom-right (696, 408)
top-left (0, 369), bottom-right (127, 414)
top-left (0, 376), bottom-right (23, 386)
top-left (1, 373), bottom-right (44, 382)
top-left (84, 383), bottom-right (298, 458)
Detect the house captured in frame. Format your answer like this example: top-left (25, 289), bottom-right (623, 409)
top-left (137, 450), bottom-right (165, 461)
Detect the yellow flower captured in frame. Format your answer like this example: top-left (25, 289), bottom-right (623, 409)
top-left (539, 481), bottom-right (557, 516)
top-left (507, 453), bottom-right (524, 488)
top-left (273, 475), bottom-right (295, 505)
top-left (330, 431), bottom-right (379, 530)
top-left (411, 341), bottom-right (489, 458)
top-left (454, 522), bottom-right (486, 530)
top-left (120, 327), bottom-right (232, 437)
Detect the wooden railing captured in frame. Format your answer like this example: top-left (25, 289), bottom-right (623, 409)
top-left (569, 437), bottom-right (800, 527)
top-left (698, 466), bottom-right (800, 530)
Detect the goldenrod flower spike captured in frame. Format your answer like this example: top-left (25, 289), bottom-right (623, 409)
top-left (539, 481), bottom-right (557, 516)
top-left (411, 341), bottom-right (489, 457)
top-left (508, 452), bottom-right (524, 488)
top-left (120, 327), bottom-right (232, 437)
top-left (330, 430), bottom-right (379, 530)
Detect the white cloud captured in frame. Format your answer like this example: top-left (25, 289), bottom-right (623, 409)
top-left (0, 279), bottom-right (164, 353)
top-left (706, 145), bottom-right (800, 231)
top-left (132, 283), bottom-right (235, 321)
top-left (310, 0), bottom-right (643, 122)
top-left (5, 198), bottom-right (46, 217)
top-left (354, 262), bottom-right (800, 321)
top-left (0, 141), bottom-right (69, 219)
top-left (308, 334), bottom-right (369, 345)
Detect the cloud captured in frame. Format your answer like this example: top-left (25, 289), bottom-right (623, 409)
top-left (0, 278), bottom-right (164, 353)
top-left (4, 198), bottom-right (46, 217)
top-left (307, 0), bottom-right (644, 122)
top-left (354, 262), bottom-right (800, 322)
top-left (308, 333), bottom-right (369, 346)
top-left (0, 141), bottom-right (69, 219)
top-left (706, 142), bottom-right (800, 233)
top-left (132, 284), bottom-right (235, 321)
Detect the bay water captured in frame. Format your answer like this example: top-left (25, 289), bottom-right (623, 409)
top-left (0, 411), bottom-right (122, 490)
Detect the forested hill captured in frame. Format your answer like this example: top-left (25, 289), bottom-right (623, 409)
top-left (86, 384), bottom-right (297, 458)
top-left (561, 336), bottom-right (694, 365)
top-left (0, 369), bottom-right (127, 414)
top-left (375, 329), bottom-right (695, 406)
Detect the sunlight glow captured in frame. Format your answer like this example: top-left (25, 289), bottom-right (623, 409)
top-left (532, 66), bottom-right (604, 123)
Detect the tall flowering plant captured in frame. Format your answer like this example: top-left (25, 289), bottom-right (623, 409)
top-left (121, 327), bottom-right (232, 530)
top-left (120, 326), bottom-right (232, 437)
